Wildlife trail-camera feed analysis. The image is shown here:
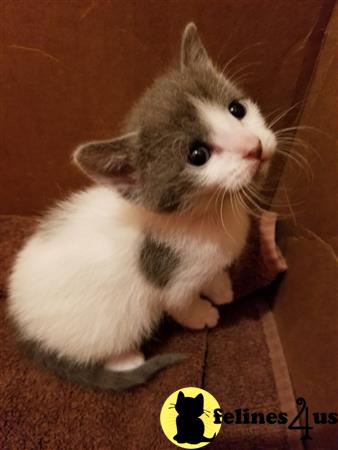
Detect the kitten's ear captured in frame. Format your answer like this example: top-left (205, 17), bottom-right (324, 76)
top-left (180, 22), bottom-right (212, 71)
top-left (195, 393), bottom-right (204, 407)
top-left (73, 132), bottom-right (138, 188)
top-left (177, 391), bottom-right (185, 402)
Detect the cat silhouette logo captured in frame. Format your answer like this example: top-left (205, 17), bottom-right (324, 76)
top-left (160, 387), bottom-right (221, 448)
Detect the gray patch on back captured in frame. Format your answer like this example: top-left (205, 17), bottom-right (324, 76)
top-left (139, 234), bottom-right (180, 288)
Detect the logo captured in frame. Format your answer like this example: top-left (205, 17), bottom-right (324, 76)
top-left (161, 390), bottom-right (338, 446)
top-left (160, 387), bottom-right (222, 448)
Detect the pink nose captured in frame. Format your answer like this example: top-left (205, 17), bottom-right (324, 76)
top-left (244, 139), bottom-right (263, 161)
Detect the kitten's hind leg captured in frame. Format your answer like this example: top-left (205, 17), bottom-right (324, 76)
top-left (105, 350), bottom-right (145, 372)
top-left (201, 270), bottom-right (234, 305)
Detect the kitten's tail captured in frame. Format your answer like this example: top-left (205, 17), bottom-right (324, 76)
top-left (200, 433), bottom-right (216, 442)
top-left (49, 354), bottom-right (185, 391)
top-left (25, 342), bottom-right (185, 391)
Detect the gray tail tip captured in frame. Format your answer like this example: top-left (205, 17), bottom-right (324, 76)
top-left (134, 352), bottom-right (187, 381)
top-left (143, 353), bottom-right (187, 371)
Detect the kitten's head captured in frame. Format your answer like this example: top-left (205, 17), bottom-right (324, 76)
top-left (74, 23), bottom-right (276, 213)
top-left (175, 391), bottom-right (204, 417)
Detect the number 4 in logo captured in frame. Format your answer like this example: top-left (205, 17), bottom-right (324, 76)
top-left (288, 397), bottom-right (314, 440)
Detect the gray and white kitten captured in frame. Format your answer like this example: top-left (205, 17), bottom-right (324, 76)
top-left (8, 23), bottom-right (277, 390)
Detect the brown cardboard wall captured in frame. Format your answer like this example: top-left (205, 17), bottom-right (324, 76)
top-left (273, 5), bottom-right (338, 447)
top-left (274, 234), bottom-right (338, 449)
top-left (275, 2), bottom-right (338, 252)
top-left (1, 0), bottom-right (335, 214)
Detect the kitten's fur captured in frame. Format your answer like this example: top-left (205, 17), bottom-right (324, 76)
top-left (8, 23), bottom-right (277, 390)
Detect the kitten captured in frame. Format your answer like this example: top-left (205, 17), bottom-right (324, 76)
top-left (8, 23), bottom-right (277, 391)
top-left (174, 391), bottom-right (215, 444)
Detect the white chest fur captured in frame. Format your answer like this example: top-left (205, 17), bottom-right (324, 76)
top-left (138, 198), bottom-right (250, 308)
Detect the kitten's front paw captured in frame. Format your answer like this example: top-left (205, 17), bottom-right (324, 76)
top-left (177, 299), bottom-right (220, 330)
top-left (214, 288), bottom-right (234, 305)
top-left (201, 271), bottom-right (234, 305)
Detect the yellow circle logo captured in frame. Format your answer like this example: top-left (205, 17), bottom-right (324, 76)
top-left (160, 387), bottom-right (221, 448)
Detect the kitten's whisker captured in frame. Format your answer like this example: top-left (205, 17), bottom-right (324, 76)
top-left (220, 188), bottom-right (236, 244)
top-left (231, 190), bottom-right (243, 224)
top-left (268, 101), bottom-right (302, 128)
top-left (244, 186), bottom-right (270, 206)
top-left (222, 70), bottom-right (254, 90)
top-left (244, 184), bottom-right (305, 220)
top-left (229, 191), bottom-right (236, 223)
top-left (265, 106), bottom-right (285, 121)
top-left (239, 188), bottom-right (265, 218)
top-left (275, 125), bottom-right (326, 136)
top-left (197, 189), bottom-right (217, 234)
top-left (280, 179), bottom-right (298, 225)
top-left (234, 190), bottom-right (245, 222)
top-left (206, 186), bottom-right (222, 217)
top-left (276, 147), bottom-right (313, 183)
top-left (214, 185), bottom-right (224, 215)
top-left (277, 145), bottom-right (311, 169)
top-left (226, 61), bottom-right (261, 79)
top-left (234, 190), bottom-right (251, 218)
top-left (232, 72), bottom-right (255, 87)
top-left (277, 137), bottom-right (323, 164)
top-left (246, 184), bottom-right (301, 209)
top-left (219, 42), bottom-right (263, 76)
top-left (234, 190), bottom-right (252, 220)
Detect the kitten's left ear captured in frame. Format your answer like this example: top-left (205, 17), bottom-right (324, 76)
top-left (195, 393), bottom-right (204, 407)
top-left (73, 132), bottom-right (138, 189)
top-left (180, 22), bottom-right (213, 71)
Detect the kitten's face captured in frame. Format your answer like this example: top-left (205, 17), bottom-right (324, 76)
top-left (75, 23), bottom-right (276, 213)
top-left (175, 391), bottom-right (204, 417)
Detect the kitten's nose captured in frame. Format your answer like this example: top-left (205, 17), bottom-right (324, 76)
top-left (243, 139), bottom-right (263, 161)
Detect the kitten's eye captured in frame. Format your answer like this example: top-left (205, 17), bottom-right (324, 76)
top-left (229, 100), bottom-right (246, 119)
top-left (188, 143), bottom-right (211, 166)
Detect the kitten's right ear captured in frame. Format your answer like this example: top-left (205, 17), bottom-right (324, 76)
top-left (180, 22), bottom-right (212, 71)
top-left (73, 132), bottom-right (138, 188)
top-left (195, 393), bottom-right (204, 408)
